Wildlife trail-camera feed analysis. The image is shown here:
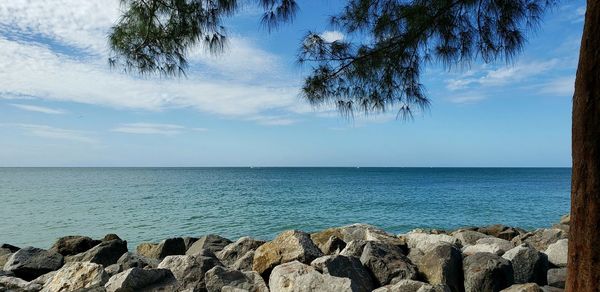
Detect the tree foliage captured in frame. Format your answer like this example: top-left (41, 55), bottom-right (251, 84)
top-left (109, 0), bottom-right (555, 117)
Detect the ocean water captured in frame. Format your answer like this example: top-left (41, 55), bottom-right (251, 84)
top-left (0, 167), bottom-right (570, 249)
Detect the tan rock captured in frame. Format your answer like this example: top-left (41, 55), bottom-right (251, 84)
top-left (41, 262), bottom-right (108, 292)
top-left (253, 230), bottom-right (323, 276)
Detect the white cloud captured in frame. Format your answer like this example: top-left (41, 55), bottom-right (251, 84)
top-left (112, 123), bottom-right (187, 135)
top-left (539, 76), bottom-right (575, 96)
top-left (10, 103), bottom-right (66, 114)
top-left (447, 94), bottom-right (487, 104)
top-left (2, 123), bottom-right (96, 144)
top-left (320, 31), bottom-right (345, 42)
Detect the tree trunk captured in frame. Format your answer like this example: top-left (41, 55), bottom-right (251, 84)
top-left (567, 0), bottom-right (600, 291)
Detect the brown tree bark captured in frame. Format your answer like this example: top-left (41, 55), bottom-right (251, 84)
top-left (567, 0), bottom-right (600, 291)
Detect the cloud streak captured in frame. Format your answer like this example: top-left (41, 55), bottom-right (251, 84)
top-left (10, 103), bottom-right (66, 114)
top-left (2, 123), bottom-right (96, 144)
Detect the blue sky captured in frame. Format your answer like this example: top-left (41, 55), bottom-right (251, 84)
top-left (0, 1), bottom-right (584, 167)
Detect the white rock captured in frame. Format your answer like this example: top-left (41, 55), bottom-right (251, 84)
top-left (545, 239), bottom-right (568, 267)
top-left (405, 232), bottom-right (460, 253)
top-left (269, 260), bottom-right (353, 292)
top-left (41, 262), bottom-right (108, 292)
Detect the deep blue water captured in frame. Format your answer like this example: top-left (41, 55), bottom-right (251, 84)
top-left (0, 167), bottom-right (570, 249)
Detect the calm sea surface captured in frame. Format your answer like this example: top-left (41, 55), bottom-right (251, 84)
top-left (0, 167), bottom-right (570, 248)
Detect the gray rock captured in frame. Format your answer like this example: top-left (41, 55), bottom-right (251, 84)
top-left (476, 238), bottom-right (514, 253)
top-left (66, 239), bottom-right (127, 267)
top-left (217, 237), bottom-right (265, 267)
top-left (417, 243), bottom-right (463, 292)
top-left (3, 247), bottom-right (64, 281)
top-left (340, 240), bottom-right (368, 258)
top-left (117, 252), bottom-right (159, 270)
top-left (476, 225), bottom-right (524, 241)
top-left (373, 279), bottom-right (451, 292)
top-left (359, 241), bottom-right (417, 286)
top-left (451, 230), bottom-right (490, 246)
top-left (502, 244), bottom-right (548, 285)
top-left (500, 283), bottom-right (543, 292)
top-left (41, 262), bottom-right (108, 292)
top-left (0, 244), bottom-right (20, 254)
top-left (157, 254), bottom-right (221, 291)
top-left (105, 264), bottom-right (123, 276)
top-left (182, 237), bottom-right (199, 251)
top-left (104, 268), bottom-right (176, 292)
top-left (252, 230), bottom-right (323, 277)
top-left (405, 231), bottom-right (460, 253)
top-left (311, 224), bottom-right (405, 252)
top-left (0, 253), bottom-right (12, 269)
top-left (544, 239), bottom-right (567, 267)
top-left (512, 229), bottom-right (567, 252)
top-left (136, 237), bottom-right (186, 259)
top-left (231, 251), bottom-right (255, 271)
top-left (186, 234), bottom-right (232, 255)
top-left (205, 266), bottom-right (268, 292)
top-left (50, 235), bottom-right (101, 256)
top-left (546, 268), bottom-right (566, 288)
top-left (269, 260), bottom-right (354, 292)
top-left (320, 236), bottom-right (347, 255)
top-left (540, 285), bottom-right (564, 292)
top-left (463, 252), bottom-right (514, 292)
top-left (0, 275), bottom-right (37, 291)
top-left (311, 255), bottom-right (374, 292)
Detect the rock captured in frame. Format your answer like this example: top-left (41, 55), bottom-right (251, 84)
top-left (477, 225), bottom-right (524, 240)
top-left (0, 254), bottom-right (12, 269)
top-left (0, 244), bottom-right (20, 253)
top-left (405, 231), bottom-right (460, 253)
top-left (512, 229), bottom-right (567, 252)
top-left (269, 260), bottom-right (354, 292)
top-left (502, 244), bottom-right (548, 285)
top-left (340, 240), bottom-right (368, 258)
top-left (157, 254), bottom-right (221, 291)
top-left (136, 238), bottom-right (186, 259)
top-left (0, 275), bottom-right (34, 291)
top-left (451, 230), bottom-right (490, 246)
top-left (544, 239), bottom-right (567, 267)
top-left (417, 243), bottom-right (463, 292)
top-left (320, 236), bottom-right (347, 255)
top-left (311, 255), bottom-right (374, 292)
top-left (105, 264), bottom-right (122, 276)
top-left (182, 237), bottom-right (199, 251)
top-left (559, 214), bottom-right (570, 225)
top-left (500, 283), bottom-right (543, 292)
top-left (463, 252), bottom-right (514, 292)
top-left (311, 224), bottom-right (405, 252)
top-left (359, 241), bottom-right (417, 286)
top-left (117, 252), bottom-right (159, 270)
top-left (66, 239), bottom-right (127, 267)
top-left (49, 236), bottom-right (101, 256)
top-left (550, 224), bottom-right (569, 233)
top-left (3, 247), bottom-right (64, 281)
top-left (217, 237), bottom-right (265, 267)
top-left (41, 262), bottom-right (108, 292)
top-left (540, 286), bottom-right (564, 292)
top-left (186, 234), bottom-right (232, 255)
top-left (252, 230), bottom-right (323, 277)
top-left (463, 237), bottom-right (513, 256)
top-left (103, 234), bottom-right (122, 241)
top-left (231, 251), bottom-right (255, 271)
top-left (373, 279), bottom-right (451, 292)
top-left (205, 266), bottom-right (268, 292)
top-left (104, 268), bottom-right (176, 292)
top-left (29, 271), bottom-right (56, 286)
top-left (477, 238), bottom-right (514, 253)
top-left (546, 268), bottom-right (566, 288)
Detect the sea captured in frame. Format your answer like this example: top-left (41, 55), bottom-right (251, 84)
top-left (0, 167), bottom-right (571, 249)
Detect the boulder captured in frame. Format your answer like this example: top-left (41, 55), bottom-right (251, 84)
top-left (320, 236), bottom-right (347, 255)
top-left (500, 283), bottom-right (543, 292)
top-left (512, 229), bottom-right (567, 252)
top-left (463, 252), bottom-right (514, 292)
top-left (157, 253), bottom-right (221, 291)
top-left (269, 260), bottom-right (354, 292)
top-left (102, 234), bottom-right (122, 241)
top-left (476, 225), bottom-right (524, 241)
top-left (49, 236), bottom-right (101, 256)
top-left (373, 279), bottom-right (451, 292)
top-left (0, 275), bottom-right (37, 291)
top-left (476, 238), bottom-right (514, 253)
top-left (182, 237), bottom-right (199, 251)
top-left (502, 244), bottom-right (548, 285)
top-left (136, 237), bottom-right (186, 259)
top-left (544, 239), bottom-right (567, 267)
top-left (546, 268), bottom-right (566, 288)
top-left (252, 230), bottom-right (323, 277)
top-left (217, 237), bottom-right (265, 267)
top-left (117, 252), bottom-right (159, 270)
top-left (0, 253), bottom-right (12, 269)
top-left (231, 251), bottom-right (255, 271)
top-left (417, 243), bottom-right (463, 292)
top-left (359, 241), bottom-right (417, 286)
top-left (205, 266), bottom-right (268, 292)
top-left (311, 224), bottom-right (405, 252)
top-left (3, 247), bottom-right (64, 281)
top-left (559, 214), bottom-right (570, 225)
top-left (451, 230), bottom-right (490, 246)
top-left (340, 240), bottom-right (368, 258)
top-left (463, 237), bottom-right (513, 256)
top-left (104, 268), bottom-right (176, 292)
top-left (0, 244), bottom-right (20, 253)
top-left (41, 262), bottom-right (108, 292)
top-left (66, 239), bottom-right (127, 267)
top-left (405, 231), bottom-right (460, 253)
top-left (311, 255), bottom-right (374, 292)
top-left (186, 234), bottom-right (232, 255)
top-left (540, 286), bottom-right (564, 292)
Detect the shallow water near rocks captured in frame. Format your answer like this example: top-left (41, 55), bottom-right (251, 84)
top-left (0, 167), bottom-right (570, 249)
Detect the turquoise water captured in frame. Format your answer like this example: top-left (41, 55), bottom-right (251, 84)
top-left (0, 168), bottom-right (570, 249)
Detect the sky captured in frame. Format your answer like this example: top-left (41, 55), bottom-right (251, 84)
top-left (0, 0), bottom-right (585, 167)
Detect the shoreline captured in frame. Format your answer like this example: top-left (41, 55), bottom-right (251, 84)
top-left (1, 215), bottom-right (569, 291)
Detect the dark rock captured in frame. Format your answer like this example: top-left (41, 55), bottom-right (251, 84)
top-left (117, 252), bottom-right (159, 269)
top-left (136, 237), bottom-right (186, 259)
top-left (217, 236), bottom-right (265, 267)
top-left (204, 266), bottom-right (268, 292)
top-left (186, 234), bottom-right (232, 255)
top-left (311, 224), bottom-right (405, 252)
top-left (67, 239), bottom-right (127, 267)
top-left (50, 235), bottom-right (101, 256)
top-left (320, 236), bottom-right (347, 255)
top-left (512, 229), bottom-right (567, 252)
top-left (311, 254), bottom-right (374, 292)
top-left (463, 252), bottom-right (514, 292)
top-left (451, 230), bottom-right (490, 246)
top-left (546, 268), bottom-right (566, 288)
top-left (231, 250), bottom-right (255, 271)
top-left (102, 234), bottom-right (122, 241)
top-left (157, 254), bottom-right (222, 291)
top-left (0, 244), bottom-right (20, 253)
top-left (359, 241), bottom-right (417, 286)
top-left (3, 247), bottom-right (64, 281)
top-left (417, 243), bottom-right (464, 292)
top-left (182, 237), bottom-right (199, 251)
top-left (340, 240), bottom-right (368, 258)
top-left (502, 244), bottom-right (548, 285)
top-left (104, 267), bottom-right (176, 292)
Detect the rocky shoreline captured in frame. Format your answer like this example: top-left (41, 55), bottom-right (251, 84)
top-left (1, 215), bottom-right (570, 292)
